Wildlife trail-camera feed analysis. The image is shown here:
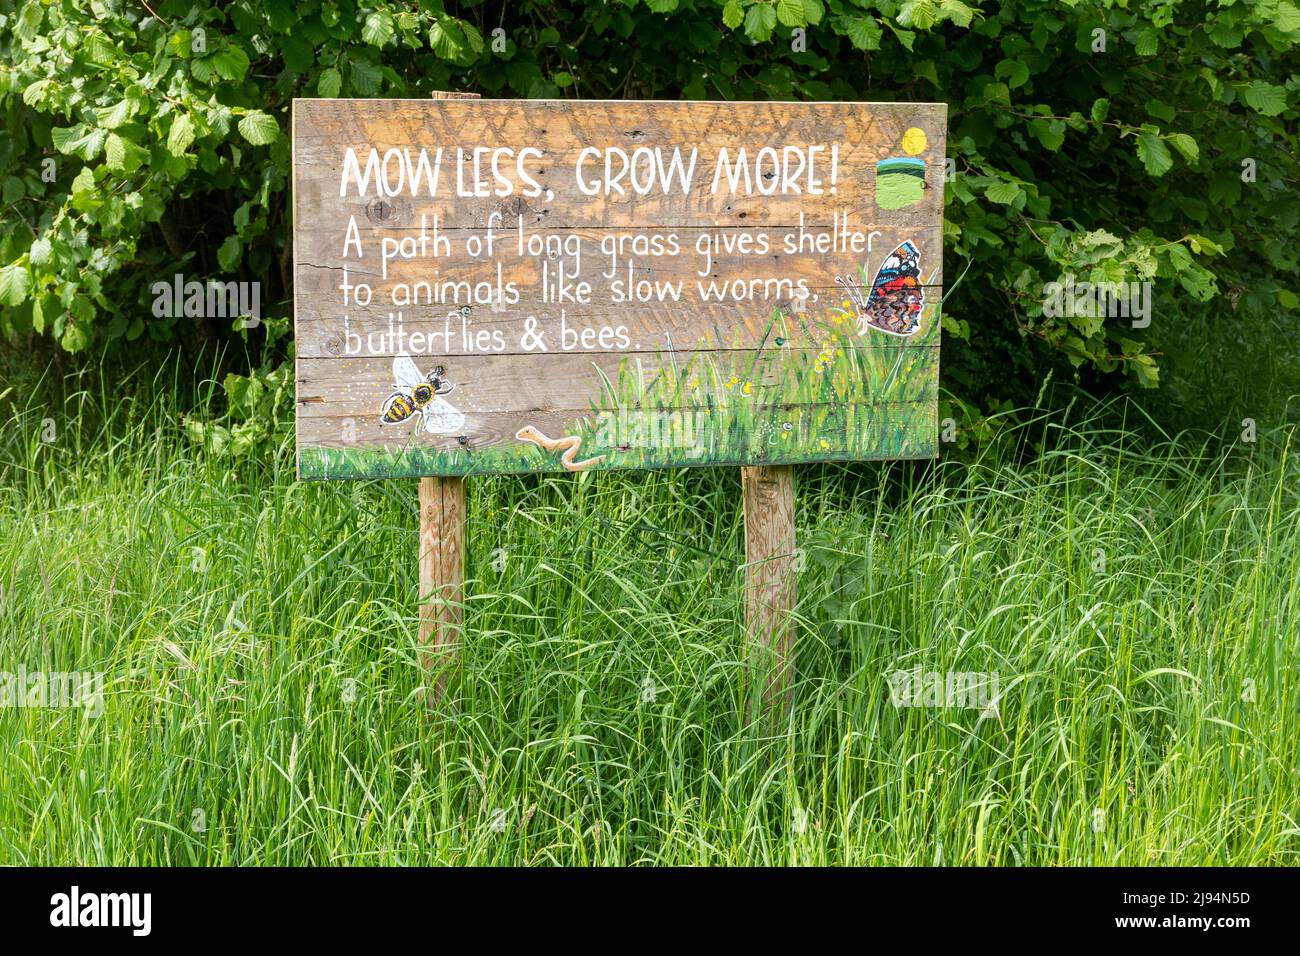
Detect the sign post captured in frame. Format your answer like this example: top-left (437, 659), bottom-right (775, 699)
top-left (742, 463), bottom-right (797, 721)
top-left (417, 472), bottom-right (465, 703)
top-left (292, 97), bottom-right (946, 718)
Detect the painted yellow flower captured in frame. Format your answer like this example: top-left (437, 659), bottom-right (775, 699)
top-left (819, 438), bottom-right (830, 450)
top-left (742, 381), bottom-right (753, 395)
top-left (725, 375), bottom-right (739, 391)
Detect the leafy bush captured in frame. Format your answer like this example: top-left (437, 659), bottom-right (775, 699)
top-left (2, 0), bottom-right (1296, 440)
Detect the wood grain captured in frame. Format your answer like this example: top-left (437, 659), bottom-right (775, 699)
top-left (743, 464), bottom-right (797, 721)
top-left (418, 473), bottom-right (465, 704)
top-left (296, 347), bottom-right (940, 418)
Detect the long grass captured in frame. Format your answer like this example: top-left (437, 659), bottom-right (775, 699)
top-left (0, 359), bottom-right (1297, 865)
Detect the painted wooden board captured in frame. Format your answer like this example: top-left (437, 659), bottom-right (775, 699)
top-left (292, 99), bottom-right (946, 478)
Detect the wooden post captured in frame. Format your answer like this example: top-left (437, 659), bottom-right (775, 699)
top-left (417, 90), bottom-right (478, 706)
top-left (419, 475), bottom-right (465, 703)
top-left (741, 464), bottom-right (797, 721)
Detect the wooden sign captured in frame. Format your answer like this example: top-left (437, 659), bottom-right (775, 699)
top-left (292, 100), bottom-right (946, 479)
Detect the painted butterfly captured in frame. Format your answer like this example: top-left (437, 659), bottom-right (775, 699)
top-left (835, 241), bottom-right (924, 337)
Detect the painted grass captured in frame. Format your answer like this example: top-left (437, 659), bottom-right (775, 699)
top-left (303, 303), bottom-right (939, 479)
top-left (0, 362), bottom-right (1297, 865)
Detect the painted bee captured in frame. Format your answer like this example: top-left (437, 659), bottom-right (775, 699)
top-left (379, 353), bottom-right (466, 434)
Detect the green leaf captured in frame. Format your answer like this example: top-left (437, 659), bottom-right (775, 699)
top-left (913, 60), bottom-right (939, 87)
top-left (1166, 133), bottom-right (1198, 164)
top-left (238, 111), bottom-right (280, 146)
top-left (349, 59), bottom-right (383, 95)
top-left (842, 16), bottom-right (882, 50)
top-left (1135, 131), bottom-right (1172, 177)
top-left (210, 46), bottom-right (251, 82)
top-left (218, 236), bottom-right (242, 272)
top-left (776, 0), bottom-right (806, 28)
top-left (429, 20), bottom-right (465, 59)
top-left (97, 99), bottom-right (134, 130)
top-left (1131, 353), bottom-right (1158, 388)
top-left (722, 0), bottom-right (744, 29)
top-left (505, 60), bottom-right (544, 96)
top-left (282, 35), bottom-right (315, 73)
top-left (1208, 172), bottom-right (1241, 206)
top-left (105, 133), bottom-right (147, 173)
top-left (104, 132), bottom-right (126, 170)
top-left (28, 237), bottom-right (52, 267)
top-left (744, 4), bottom-right (777, 42)
top-left (61, 318), bottom-right (91, 352)
top-left (941, 312), bottom-right (970, 341)
top-left (1176, 261), bottom-right (1216, 301)
top-left (1186, 234), bottom-right (1223, 256)
top-left (51, 124), bottom-right (106, 161)
top-left (82, 30), bottom-right (117, 66)
top-left (995, 59), bottom-right (1030, 89)
top-left (71, 166), bottom-right (95, 192)
top-left (1090, 98), bottom-right (1110, 123)
top-left (362, 12), bottom-right (395, 47)
top-left (1079, 229), bottom-right (1121, 248)
top-left (1030, 118), bottom-right (1066, 151)
top-left (939, 0), bottom-right (975, 28)
top-left (898, 0), bottom-right (936, 30)
top-left (1145, 100), bottom-right (1175, 123)
top-left (887, 21), bottom-right (916, 51)
top-left (0, 264), bottom-right (30, 307)
top-left (1275, 2), bottom-right (1300, 35)
top-left (167, 114), bottom-right (196, 157)
top-left (317, 67), bottom-right (342, 98)
top-left (168, 29), bottom-right (193, 58)
top-left (23, 79), bottom-right (57, 109)
top-left (461, 22), bottom-right (485, 55)
top-left (982, 82), bottom-right (1011, 106)
top-left (191, 57), bottom-right (215, 84)
top-left (1243, 81), bottom-right (1288, 117)
top-left (3, 176), bottom-right (23, 204)
top-left (13, 2), bottom-right (43, 41)
top-left (985, 181), bottom-right (1023, 204)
